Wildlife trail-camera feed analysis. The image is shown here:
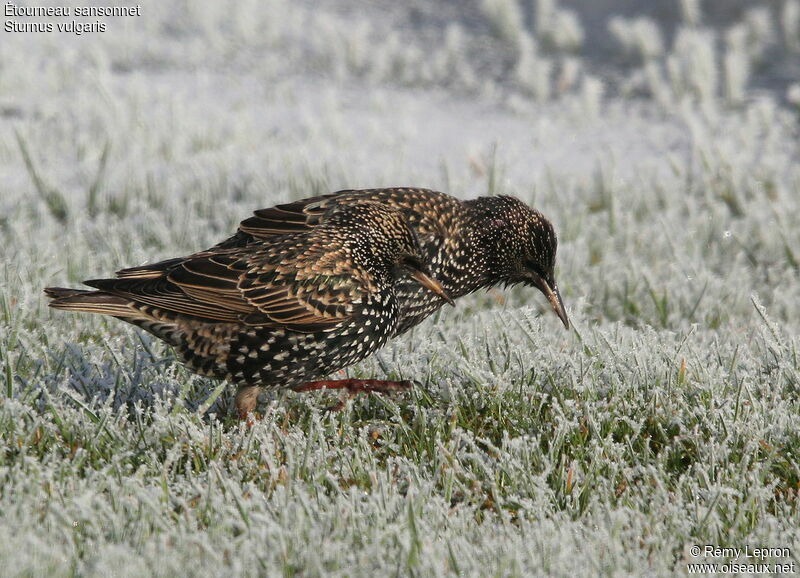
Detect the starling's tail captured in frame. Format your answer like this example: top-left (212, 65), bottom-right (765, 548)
top-left (44, 287), bottom-right (135, 317)
top-left (44, 287), bottom-right (205, 356)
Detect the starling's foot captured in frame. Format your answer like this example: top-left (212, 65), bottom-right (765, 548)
top-left (235, 385), bottom-right (262, 423)
top-left (238, 411), bottom-right (256, 428)
top-left (292, 378), bottom-right (414, 411)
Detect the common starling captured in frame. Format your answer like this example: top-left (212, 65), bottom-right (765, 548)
top-left (211, 187), bottom-right (569, 334)
top-left (45, 202), bottom-right (453, 417)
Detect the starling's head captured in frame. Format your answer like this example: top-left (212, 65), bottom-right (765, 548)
top-left (329, 202), bottom-right (454, 306)
top-left (468, 195), bottom-right (568, 328)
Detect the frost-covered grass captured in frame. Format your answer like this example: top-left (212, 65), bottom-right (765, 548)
top-left (2, 1), bottom-right (800, 576)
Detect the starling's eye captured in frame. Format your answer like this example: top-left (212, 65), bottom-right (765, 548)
top-left (526, 260), bottom-right (546, 279)
top-left (401, 254), bottom-right (425, 272)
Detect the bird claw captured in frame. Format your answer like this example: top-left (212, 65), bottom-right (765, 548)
top-left (236, 408), bottom-right (261, 426)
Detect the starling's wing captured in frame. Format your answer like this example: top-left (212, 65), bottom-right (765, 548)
top-left (233, 188), bottom-right (456, 242)
top-left (85, 253), bottom-right (256, 323)
top-left (114, 257), bottom-right (190, 279)
top-left (87, 242), bottom-right (365, 332)
top-left (235, 241), bottom-right (366, 332)
top-left (236, 192), bottom-right (346, 239)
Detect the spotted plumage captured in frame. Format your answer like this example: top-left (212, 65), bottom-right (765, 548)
top-left (212, 187), bottom-right (569, 334)
top-left (45, 202), bottom-right (452, 417)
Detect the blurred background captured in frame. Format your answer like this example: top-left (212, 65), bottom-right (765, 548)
top-left (3, 0), bottom-right (798, 194)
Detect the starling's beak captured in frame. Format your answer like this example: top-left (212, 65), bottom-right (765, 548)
top-left (545, 281), bottom-right (569, 329)
top-left (407, 268), bottom-right (455, 307)
top-left (531, 275), bottom-right (569, 329)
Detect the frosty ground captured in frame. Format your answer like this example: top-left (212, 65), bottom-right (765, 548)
top-left (1, 1), bottom-right (799, 576)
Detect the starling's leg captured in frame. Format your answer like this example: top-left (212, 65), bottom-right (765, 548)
top-left (292, 378), bottom-right (414, 394)
top-left (235, 385), bottom-right (262, 422)
top-left (292, 379), bottom-right (414, 411)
